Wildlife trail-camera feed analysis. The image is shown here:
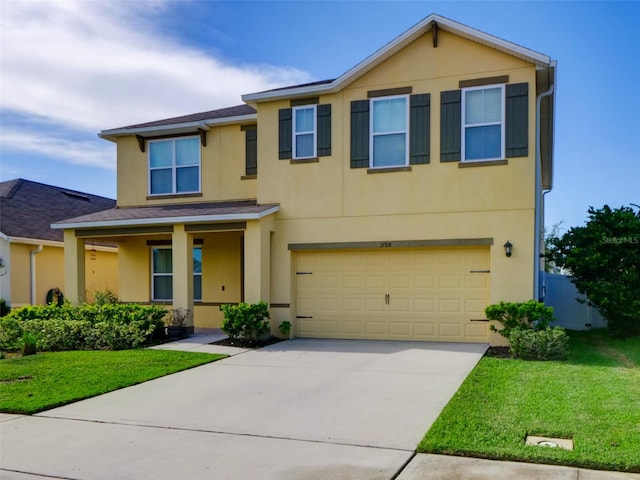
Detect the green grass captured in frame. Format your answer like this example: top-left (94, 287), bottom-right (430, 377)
top-left (418, 330), bottom-right (640, 473)
top-left (0, 349), bottom-right (226, 414)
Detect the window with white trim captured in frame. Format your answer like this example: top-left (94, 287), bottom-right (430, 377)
top-left (370, 96), bottom-right (408, 168)
top-left (293, 106), bottom-right (316, 159)
top-left (149, 137), bottom-right (201, 195)
top-left (462, 85), bottom-right (505, 161)
top-left (193, 247), bottom-right (202, 302)
top-left (151, 247), bottom-right (202, 302)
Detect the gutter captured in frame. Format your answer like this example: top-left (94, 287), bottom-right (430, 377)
top-left (30, 245), bottom-right (43, 305)
top-left (534, 74), bottom-right (555, 301)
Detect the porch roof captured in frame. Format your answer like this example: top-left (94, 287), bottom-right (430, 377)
top-left (51, 200), bottom-right (279, 230)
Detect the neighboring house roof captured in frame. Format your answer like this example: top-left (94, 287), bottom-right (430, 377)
top-left (0, 179), bottom-right (116, 243)
top-left (51, 201), bottom-right (280, 230)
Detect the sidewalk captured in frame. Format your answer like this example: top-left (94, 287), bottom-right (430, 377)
top-left (148, 328), bottom-right (249, 356)
top-left (397, 454), bottom-right (640, 480)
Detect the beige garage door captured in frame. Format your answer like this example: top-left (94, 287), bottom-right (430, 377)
top-left (295, 247), bottom-right (490, 342)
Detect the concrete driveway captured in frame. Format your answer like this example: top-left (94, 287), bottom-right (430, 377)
top-left (1, 339), bottom-right (486, 479)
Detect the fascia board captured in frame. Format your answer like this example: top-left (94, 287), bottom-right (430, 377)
top-left (5, 236), bottom-right (63, 248)
top-left (100, 121), bottom-right (209, 139)
top-left (51, 206), bottom-right (280, 230)
top-left (204, 114), bottom-right (256, 127)
top-left (5, 236), bottom-right (117, 252)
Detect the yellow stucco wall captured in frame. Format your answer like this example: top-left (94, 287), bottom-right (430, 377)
top-left (117, 230), bottom-right (242, 328)
top-left (116, 124), bottom-right (256, 208)
top-left (255, 29), bottom-right (538, 323)
top-left (7, 242), bottom-right (118, 307)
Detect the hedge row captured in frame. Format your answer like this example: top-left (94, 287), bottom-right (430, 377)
top-left (0, 303), bottom-right (167, 351)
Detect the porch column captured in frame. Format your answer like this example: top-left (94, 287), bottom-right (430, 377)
top-left (243, 217), bottom-right (273, 303)
top-left (64, 229), bottom-right (85, 304)
top-left (172, 224), bottom-right (194, 328)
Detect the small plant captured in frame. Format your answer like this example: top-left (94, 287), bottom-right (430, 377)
top-left (508, 326), bottom-right (569, 360)
top-left (93, 289), bottom-right (119, 306)
top-left (221, 302), bottom-right (270, 342)
top-left (21, 331), bottom-right (38, 356)
top-left (167, 308), bottom-right (189, 327)
top-left (485, 300), bottom-right (554, 339)
top-left (278, 320), bottom-right (292, 337)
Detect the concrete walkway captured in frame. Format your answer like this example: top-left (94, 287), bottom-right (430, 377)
top-left (1, 334), bottom-right (639, 480)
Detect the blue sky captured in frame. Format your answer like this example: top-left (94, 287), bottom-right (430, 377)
top-left (1, 0), bottom-right (638, 231)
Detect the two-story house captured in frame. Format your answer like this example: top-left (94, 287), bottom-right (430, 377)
top-left (53, 14), bottom-right (556, 344)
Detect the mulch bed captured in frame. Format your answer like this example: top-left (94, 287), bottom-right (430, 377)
top-left (211, 336), bottom-right (286, 349)
top-left (484, 346), bottom-right (512, 359)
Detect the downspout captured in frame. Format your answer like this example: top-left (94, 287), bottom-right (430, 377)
top-left (30, 245), bottom-right (43, 304)
top-left (534, 78), bottom-right (555, 301)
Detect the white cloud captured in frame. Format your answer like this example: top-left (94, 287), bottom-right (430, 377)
top-left (1, 129), bottom-right (116, 170)
top-left (0, 0), bottom-right (310, 133)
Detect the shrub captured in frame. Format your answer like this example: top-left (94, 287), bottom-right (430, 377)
top-left (93, 289), bottom-right (119, 306)
top-left (485, 300), bottom-right (555, 339)
top-left (0, 303), bottom-right (167, 352)
top-left (221, 302), bottom-right (270, 341)
top-left (508, 327), bottom-right (569, 360)
top-left (0, 316), bottom-right (22, 351)
top-left (278, 320), bottom-right (292, 337)
top-left (21, 331), bottom-right (38, 356)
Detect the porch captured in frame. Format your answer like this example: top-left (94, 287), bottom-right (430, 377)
top-left (52, 201), bottom-right (279, 330)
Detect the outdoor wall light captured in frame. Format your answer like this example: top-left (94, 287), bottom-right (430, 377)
top-left (504, 240), bottom-right (513, 258)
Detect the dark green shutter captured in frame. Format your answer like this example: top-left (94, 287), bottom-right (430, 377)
top-left (244, 125), bottom-right (257, 175)
top-left (317, 104), bottom-right (331, 157)
top-left (350, 100), bottom-right (369, 168)
top-left (440, 90), bottom-right (461, 162)
top-left (409, 93), bottom-right (430, 164)
top-left (506, 83), bottom-right (528, 157)
top-left (278, 108), bottom-right (292, 160)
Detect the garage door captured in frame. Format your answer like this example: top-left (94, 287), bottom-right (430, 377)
top-left (295, 247), bottom-right (490, 342)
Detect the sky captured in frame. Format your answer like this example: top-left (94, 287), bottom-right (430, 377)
top-left (1, 0), bottom-right (638, 231)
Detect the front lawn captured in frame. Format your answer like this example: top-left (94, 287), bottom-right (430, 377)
top-left (419, 330), bottom-right (640, 472)
top-left (0, 349), bottom-right (226, 414)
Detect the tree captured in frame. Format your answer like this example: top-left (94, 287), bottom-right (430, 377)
top-left (544, 221), bottom-right (564, 273)
top-left (545, 205), bottom-right (640, 337)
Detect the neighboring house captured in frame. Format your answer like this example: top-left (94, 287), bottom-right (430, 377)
top-left (0, 179), bottom-right (118, 307)
top-left (53, 14), bottom-right (556, 343)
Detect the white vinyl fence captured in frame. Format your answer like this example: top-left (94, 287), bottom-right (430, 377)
top-left (544, 273), bottom-right (607, 330)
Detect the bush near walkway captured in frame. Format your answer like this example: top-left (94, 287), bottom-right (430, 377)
top-left (485, 300), bottom-right (569, 360)
top-left (0, 303), bottom-right (167, 352)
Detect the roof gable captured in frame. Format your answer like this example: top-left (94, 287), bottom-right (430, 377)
top-left (242, 13), bottom-right (552, 103)
top-left (0, 179), bottom-right (116, 242)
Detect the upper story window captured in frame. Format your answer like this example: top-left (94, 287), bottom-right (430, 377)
top-left (350, 91), bottom-right (430, 169)
top-left (293, 106), bottom-right (316, 159)
top-left (149, 137), bottom-right (201, 195)
top-left (462, 85), bottom-right (505, 161)
top-left (279, 103), bottom-right (331, 160)
top-left (370, 96), bottom-right (408, 168)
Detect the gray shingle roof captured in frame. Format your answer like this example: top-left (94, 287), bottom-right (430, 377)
top-left (0, 179), bottom-right (116, 242)
top-left (118, 104), bottom-right (256, 130)
top-left (53, 200), bottom-right (279, 228)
